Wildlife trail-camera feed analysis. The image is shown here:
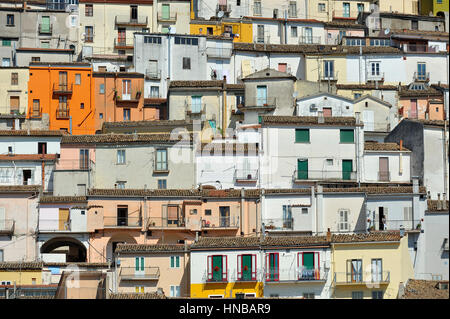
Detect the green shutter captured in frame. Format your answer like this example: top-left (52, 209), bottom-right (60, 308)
top-left (135, 257), bottom-right (139, 271)
top-left (303, 253), bottom-right (314, 270)
top-left (212, 256), bottom-right (223, 281)
top-left (242, 255), bottom-right (252, 281)
top-left (342, 160), bottom-right (353, 180)
top-left (340, 129), bottom-right (354, 143)
top-left (297, 159), bottom-right (308, 180)
top-left (295, 129), bottom-right (310, 143)
top-left (258, 115), bottom-right (262, 124)
top-left (176, 256), bottom-right (180, 268)
top-left (141, 257), bottom-right (144, 271)
top-left (162, 4), bottom-right (170, 19)
top-left (2, 39), bottom-right (11, 47)
top-left (269, 254), bottom-right (278, 280)
top-left (41, 16), bottom-right (50, 33)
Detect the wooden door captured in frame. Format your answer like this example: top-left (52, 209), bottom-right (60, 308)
top-left (122, 80), bottom-right (131, 100)
top-left (9, 96), bottom-right (19, 114)
top-left (378, 157), bottom-right (389, 181)
top-left (59, 208), bottom-right (69, 231)
top-left (323, 107), bottom-right (332, 117)
top-left (59, 71), bottom-right (67, 90)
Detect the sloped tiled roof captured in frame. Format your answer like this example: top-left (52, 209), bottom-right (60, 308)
top-left (323, 186), bottom-right (427, 194)
top-left (262, 236), bottom-right (329, 248)
top-left (115, 244), bottom-right (188, 253)
top-left (191, 236), bottom-right (261, 249)
top-left (0, 185), bottom-right (40, 193)
top-left (43, 262), bottom-right (110, 268)
top-left (261, 116), bottom-right (361, 127)
top-left (364, 141), bottom-right (411, 152)
top-left (332, 231), bottom-right (401, 243)
top-left (0, 154), bottom-right (58, 161)
top-left (0, 262), bottom-right (44, 270)
top-left (61, 133), bottom-right (192, 144)
top-left (88, 188), bottom-right (258, 198)
top-left (0, 130), bottom-right (65, 137)
top-left (39, 196), bottom-right (87, 204)
top-left (197, 143), bottom-right (259, 155)
top-left (242, 68), bottom-right (297, 80)
top-left (336, 84), bottom-right (398, 90)
top-left (401, 280), bottom-right (449, 299)
top-left (109, 292), bottom-right (166, 299)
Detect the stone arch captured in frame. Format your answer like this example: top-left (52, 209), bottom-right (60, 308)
top-left (40, 236), bottom-right (87, 262)
top-left (106, 233), bottom-right (138, 262)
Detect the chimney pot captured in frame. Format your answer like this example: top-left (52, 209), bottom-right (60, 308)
top-left (400, 139), bottom-right (403, 151)
top-left (326, 228), bottom-right (331, 241)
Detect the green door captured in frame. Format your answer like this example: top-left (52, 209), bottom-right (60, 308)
top-left (302, 252), bottom-right (314, 279)
top-left (297, 159), bottom-right (308, 180)
top-left (269, 253), bottom-right (278, 281)
top-left (212, 256), bottom-right (222, 281)
top-left (342, 160), bottom-right (353, 180)
top-left (162, 4), bottom-right (170, 19)
top-left (242, 255), bottom-right (252, 281)
top-left (41, 16), bottom-right (50, 33)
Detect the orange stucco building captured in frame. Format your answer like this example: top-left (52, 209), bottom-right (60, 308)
top-left (27, 62), bottom-right (96, 135)
top-left (398, 84), bottom-right (445, 120)
top-left (93, 72), bottom-right (159, 132)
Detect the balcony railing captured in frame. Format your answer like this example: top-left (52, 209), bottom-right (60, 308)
top-left (185, 103), bottom-right (206, 115)
top-left (413, 72), bottom-right (430, 82)
top-left (254, 35), bottom-right (270, 44)
top-left (293, 170), bottom-right (357, 182)
top-left (244, 97), bottom-right (277, 108)
top-left (334, 271), bottom-right (390, 285)
top-left (157, 12), bottom-right (177, 22)
top-left (216, 4), bottom-right (231, 13)
top-left (104, 216), bottom-right (142, 228)
top-left (52, 83), bottom-right (73, 95)
top-left (38, 24), bottom-right (53, 34)
top-left (115, 15), bottom-right (148, 26)
top-left (298, 36), bottom-right (321, 44)
top-left (202, 270), bottom-right (229, 283)
top-left (119, 266), bottom-right (160, 281)
top-left (205, 47), bottom-right (232, 59)
top-left (145, 69), bottom-right (161, 80)
top-left (400, 44), bottom-right (436, 53)
top-left (378, 171), bottom-right (390, 182)
top-left (0, 219), bottom-right (15, 235)
top-left (38, 219), bottom-right (71, 232)
top-left (264, 267), bottom-right (328, 282)
top-left (30, 108), bottom-right (42, 118)
top-left (263, 218), bottom-right (294, 231)
top-left (367, 72), bottom-right (385, 81)
top-left (384, 219), bottom-right (421, 231)
top-left (320, 74), bottom-right (337, 81)
top-left (56, 108), bottom-right (70, 119)
top-left (201, 216), bottom-right (239, 229)
top-left (234, 169), bottom-right (258, 182)
top-left (56, 159), bottom-right (91, 170)
top-left (147, 217), bottom-right (186, 229)
top-left (114, 38), bottom-right (134, 49)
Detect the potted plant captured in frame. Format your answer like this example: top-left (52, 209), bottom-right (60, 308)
top-left (416, 223), bottom-right (421, 230)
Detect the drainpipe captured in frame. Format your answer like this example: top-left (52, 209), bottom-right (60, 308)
top-left (444, 120), bottom-right (448, 200)
top-left (240, 188), bottom-right (244, 236)
top-left (41, 161), bottom-right (45, 191)
top-left (69, 116), bottom-right (72, 134)
top-left (355, 112), bottom-right (361, 187)
top-left (412, 177), bottom-right (420, 229)
top-left (311, 185), bottom-right (316, 233)
top-left (223, 77), bottom-right (227, 135)
top-left (316, 185), bottom-right (323, 234)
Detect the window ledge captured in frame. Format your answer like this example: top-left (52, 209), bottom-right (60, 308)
top-left (153, 170), bottom-right (169, 174)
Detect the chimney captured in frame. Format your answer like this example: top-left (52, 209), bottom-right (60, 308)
top-left (437, 194), bottom-right (442, 210)
top-left (318, 111), bottom-right (324, 123)
top-left (326, 228), bottom-right (331, 242)
top-left (399, 139), bottom-right (403, 151)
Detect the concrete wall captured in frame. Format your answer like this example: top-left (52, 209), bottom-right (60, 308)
top-left (0, 67), bottom-right (28, 115)
top-left (16, 50), bottom-right (74, 67)
top-left (296, 94), bottom-right (354, 117)
top-left (362, 151), bottom-right (411, 183)
top-left (0, 161), bottom-right (55, 190)
top-left (322, 193), bottom-right (366, 233)
top-left (0, 136), bottom-right (61, 154)
top-left (423, 127), bottom-right (448, 200)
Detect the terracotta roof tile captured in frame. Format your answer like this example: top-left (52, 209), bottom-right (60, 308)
top-left (0, 130), bottom-right (65, 137)
top-left (364, 142), bottom-right (411, 152)
top-left (399, 85), bottom-right (443, 97)
top-left (336, 84), bottom-right (398, 90)
top-left (0, 154), bottom-right (58, 161)
top-left (109, 292), bottom-right (166, 299)
top-left (88, 188), bottom-right (259, 198)
top-left (115, 244), bottom-right (189, 253)
top-left (61, 133), bottom-right (192, 144)
top-left (191, 236), bottom-right (261, 249)
top-left (40, 196), bottom-right (87, 204)
top-left (332, 231), bottom-right (401, 243)
top-left (262, 236), bottom-right (329, 247)
top-left (261, 116), bottom-right (361, 127)
top-left (0, 262), bottom-right (44, 270)
top-left (0, 185), bottom-right (40, 193)
top-left (197, 143), bottom-right (259, 155)
top-left (43, 262), bottom-right (110, 268)
top-left (322, 186), bottom-right (427, 194)
top-left (401, 280), bottom-right (449, 299)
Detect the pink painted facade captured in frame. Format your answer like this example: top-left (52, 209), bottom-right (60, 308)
top-left (56, 144), bottom-right (96, 170)
top-left (325, 28), bottom-right (365, 44)
top-left (399, 97), bottom-right (444, 120)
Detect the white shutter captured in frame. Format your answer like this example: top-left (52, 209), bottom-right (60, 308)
top-left (0, 207), bottom-right (5, 230)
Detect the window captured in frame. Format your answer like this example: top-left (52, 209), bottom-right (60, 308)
top-left (417, 63), bottom-right (426, 80)
top-left (326, 159), bottom-right (333, 165)
top-left (372, 291), bottom-right (383, 299)
top-left (339, 210), bottom-right (349, 231)
top-left (190, 209), bottom-right (197, 215)
top-left (75, 74), bottom-right (81, 85)
top-left (295, 129), bottom-right (310, 143)
top-left (357, 3), bottom-right (364, 12)
top-left (150, 86), bottom-right (159, 98)
top-left (352, 291), bottom-right (363, 299)
top-left (205, 209), bottom-right (212, 215)
top-left (207, 255), bottom-right (228, 282)
top-left (237, 0), bottom-right (241, 5)
top-left (32, 57), bottom-right (40, 62)
top-left (289, 1), bottom-right (297, 17)
top-left (254, 0), bottom-right (262, 15)
top-left (283, 205), bottom-right (292, 229)
top-left (6, 14), bottom-right (14, 26)
top-left (2, 58), bottom-right (11, 67)
top-left (412, 20), bottom-right (418, 30)
top-left (302, 208), bottom-right (308, 214)
top-left (157, 179), bottom-right (167, 189)
top-left (144, 36), bottom-right (162, 44)
top-left (117, 150), bottom-right (126, 164)
top-left (0, 249), bottom-right (3, 262)
top-left (207, 27), bottom-right (213, 35)
top-left (131, 5), bottom-right (138, 21)
top-left (182, 57), bottom-right (191, 70)
top-left (340, 129), bottom-right (354, 143)
top-left (191, 96), bottom-right (202, 113)
top-left (117, 181), bottom-right (126, 189)
top-left (354, 93), bottom-right (362, 99)
top-left (237, 254), bottom-right (257, 281)
top-left (291, 26), bottom-right (298, 37)
top-left (99, 113), bottom-right (103, 119)
top-left (266, 253), bottom-right (279, 281)
top-left (343, 3), bottom-right (350, 17)
top-left (99, 84), bottom-right (105, 94)
top-left (370, 62), bottom-right (380, 76)
top-left (41, 41), bottom-right (50, 49)
top-left (80, 149), bottom-right (89, 169)
top-left (11, 73), bottom-right (18, 85)
top-left (371, 259), bottom-right (383, 282)
top-left (324, 60), bottom-right (334, 79)
top-left (2, 39), bottom-right (11, 47)
top-left (156, 149), bottom-right (168, 171)
top-left (171, 256), bottom-right (180, 268)
top-left (32, 99), bottom-right (40, 117)
top-left (80, 103), bottom-right (84, 109)
top-left (170, 286), bottom-right (180, 297)
top-left (135, 257), bottom-right (144, 274)
top-left (174, 37), bottom-right (198, 46)
top-left (135, 286), bottom-right (144, 293)
top-left (347, 259), bottom-right (362, 282)
top-left (85, 26), bottom-right (93, 42)
top-left (318, 3), bottom-right (326, 12)
top-left (123, 108), bottom-right (130, 121)
top-left (85, 4), bottom-right (93, 16)
top-left (303, 293), bottom-right (315, 299)
top-left (257, 24), bottom-right (264, 43)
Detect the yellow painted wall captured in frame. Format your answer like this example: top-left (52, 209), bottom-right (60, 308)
top-left (331, 236), bottom-right (414, 299)
top-left (0, 270), bottom-right (43, 285)
top-left (190, 281), bottom-right (263, 298)
top-left (190, 22), bottom-right (253, 43)
top-left (0, 68), bottom-right (29, 115)
top-left (304, 55), bottom-right (347, 83)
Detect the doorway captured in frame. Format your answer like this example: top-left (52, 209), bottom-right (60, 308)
top-left (378, 207), bottom-right (386, 230)
top-left (22, 169), bottom-right (32, 185)
top-left (117, 206), bottom-right (128, 226)
top-left (219, 206), bottom-right (230, 227)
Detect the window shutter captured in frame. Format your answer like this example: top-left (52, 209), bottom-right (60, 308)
top-left (252, 254), bottom-right (257, 280)
top-left (135, 257), bottom-right (139, 271)
top-left (207, 255), bottom-right (212, 280)
top-left (176, 256), bottom-right (180, 268)
top-left (295, 129), bottom-right (309, 143)
top-left (265, 253), bottom-right (269, 281)
top-left (374, 209), bottom-right (379, 231)
top-left (274, 253), bottom-right (279, 281)
top-left (346, 259), bottom-right (351, 282)
top-left (298, 252), bottom-right (302, 279)
top-left (340, 129), bottom-right (355, 143)
top-left (170, 256), bottom-right (174, 268)
top-left (223, 255), bottom-right (227, 281)
top-left (237, 254), bottom-right (242, 280)
top-left (140, 257), bottom-right (144, 271)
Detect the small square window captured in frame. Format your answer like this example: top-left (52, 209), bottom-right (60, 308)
top-left (326, 159), bottom-right (333, 165)
top-left (99, 113), bottom-right (103, 119)
top-left (80, 103), bottom-right (84, 109)
top-left (158, 179), bottom-right (167, 189)
top-left (99, 84), bottom-right (105, 94)
top-left (302, 208), bottom-right (308, 214)
top-left (205, 209), bottom-right (212, 216)
top-left (190, 209), bottom-right (197, 215)
top-left (117, 181), bottom-right (126, 189)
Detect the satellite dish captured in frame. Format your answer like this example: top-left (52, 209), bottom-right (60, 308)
top-left (218, 11), bottom-right (224, 18)
top-left (384, 28), bottom-right (390, 35)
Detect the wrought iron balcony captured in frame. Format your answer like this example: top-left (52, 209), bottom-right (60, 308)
top-left (38, 219), bottom-right (71, 232)
top-left (104, 216), bottom-right (142, 228)
top-left (52, 83), bottom-right (73, 95)
top-left (413, 71), bottom-right (430, 82)
top-left (38, 24), bottom-right (53, 34)
top-left (147, 217), bottom-right (186, 229)
top-left (254, 35), bottom-right (270, 44)
top-left (382, 219), bottom-right (422, 231)
top-left (55, 107), bottom-right (70, 119)
top-left (320, 74), bottom-right (337, 81)
top-left (264, 267), bottom-right (329, 282)
top-left (216, 4), bottom-right (231, 13)
top-left (114, 38), bottom-right (134, 49)
top-left (367, 72), bottom-right (385, 81)
top-left (234, 169), bottom-right (258, 183)
top-left (145, 69), bottom-right (161, 80)
top-left (202, 270), bottom-right (230, 283)
top-left (333, 271), bottom-right (390, 286)
top-left (298, 36), bottom-right (321, 44)
top-left (201, 216), bottom-right (239, 229)
top-left (205, 47), bottom-right (232, 59)
top-left (0, 219), bottom-right (15, 235)
top-left (263, 218), bottom-right (294, 231)
top-left (293, 169), bottom-right (357, 182)
top-left (244, 97), bottom-right (277, 109)
top-left (185, 103), bottom-right (206, 115)
top-left (115, 15), bottom-right (148, 26)
top-left (157, 12), bottom-right (177, 22)
top-left (119, 266), bottom-right (160, 281)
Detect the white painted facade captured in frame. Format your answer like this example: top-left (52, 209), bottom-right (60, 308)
top-left (362, 150), bottom-right (411, 183)
top-left (286, 21), bottom-right (325, 45)
top-left (39, 205), bottom-right (88, 233)
top-left (296, 93), bottom-right (354, 117)
top-left (251, 20), bottom-right (282, 44)
top-left (0, 161), bottom-right (55, 190)
top-left (206, 39), bottom-right (234, 81)
top-left (0, 136), bottom-right (61, 155)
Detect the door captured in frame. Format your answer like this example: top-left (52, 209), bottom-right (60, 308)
top-left (304, 27), bottom-right (313, 43)
top-left (342, 160), bottom-right (352, 180)
top-left (267, 253), bottom-right (279, 281)
top-left (417, 63), bottom-right (426, 80)
top-left (122, 80), bottom-right (131, 100)
top-left (219, 206), bottom-right (230, 227)
top-left (117, 206), bottom-right (128, 226)
top-left (59, 208), bottom-right (69, 231)
top-left (256, 85), bottom-right (267, 106)
top-left (371, 259), bottom-right (382, 282)
top-left (59, 71), bottom-right (67, 90)
top-left (257, 25), bottom-right (264, 43)
top-left (363, 110), bottom-right (374, 131)
top-left (242, 157), bottom-right (251, 179)
top-left (282, 205), bottom-right (292, 229)
top-left (323, 107), bottom-right (332, 117)
top-left (135, 257), bottom-right (144, 277)
top-left (212, 256), bottom-right (223, 281)
top-left (410, 99), bottom-right (418, 118)
top-left (118, 28), bottom-right (126, 45)
top-left (131, 6), bottom-right (138, 21)
top-left (9, 96), bottom-right (19, 114)
top-left (41, 16), bottom-right (50, 33)
top-left (302, 252), bottom-right (315, 279)
top-left (378, 157), bottom-right (389, 181)
top-left (242, 255), bottom-right (252, 281)
top-left (278, 63), bottom-right (287, 73)
top-left (162, 4), bottom-right (170, 20)
top-left (324, 60), bottom-right (334, 79)
top-left (350, 259), bottom-right (362, 282)
top-left (167, 205), bottom-right (179, 226)
top-left (297, 159), bottom-right (308, 180)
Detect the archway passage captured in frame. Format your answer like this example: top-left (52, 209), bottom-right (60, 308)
top-left (106, 233), bottom-right (138, 263)
top-left (41, 237), bottom-right (87, 262)
top-left (436, 11), bottom-right (445, 18)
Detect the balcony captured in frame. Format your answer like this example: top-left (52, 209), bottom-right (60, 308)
top-left (320, 74), bottom-right (337, 82)
top-left (202, 270), bottom-right (229, 283)
top-left (115, 15), bottom-right (148, 26)
top-left (0, 219), bottom-right (15, 235)
top-left (119, 266), bottom-right (160, 281)
top-left (157, 12), bottom-right (177, 23)
top-left (185, 103), bottom-right (206, 116)
top-left (115, 89), bottom-right (142, 106)
top-left (145, 69), bottom-right (161, 80)
top-left (38, 219), bottom-right (71, 232)
top-left (201, 216), bottom-right (239, 229)
top-left (114, 38), bottom-right (134, 49)
top-left (30, 108), bottom-right (42, 119)
top-left (254, 35), bottom-right (270, 44)
top-left (56, 159), bottom-right (91, 170)
top-left (384, 219), bottom-right (421, 231)
top-left (216, 4), bottom-right (231, 13)
top-left (400, 43), bottom-right (437, 53)
top-left (55, 108), bottom-right (70, 120)
top-left (104, 216), bottom-right (142, 228)
top-left (234, 169), bottom-right (258, 183)
top-left (333, 271), bottom-right (390, 286)
top-left (38, 24), bottom-right (53, 34)
top-left (298, 36), bottom-right (321, 44)
top-left (263, 218), bottom-right (293, 231)
top-left (413, 72), bottom-right (430, 82)
top-left (378, 171), bottom-right (390, 182)
top-left (367, 72), bottom-right (385, 82)
top-left (265, 267), bottom-right (329, 283)
top-left (52, 83), bottom-right (73, 95)
top-left (205, 47), bottom-right (232, 59)
top-left (243, 97), bottom-right (277, 109)
top-left (147, 217), bottom-right (186, 229)
top-left (292, 170), bottom-right (357, 183)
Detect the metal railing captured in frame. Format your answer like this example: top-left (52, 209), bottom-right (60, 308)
top-left (401, 44), bottom-right (436, 53)
top-left (0, 219), bottom-right (15, 235)
top-left (254, 35), bottom-right (270, 44)
top-left (52, 83), bottom-right (73, 94)
top-left (147, 217), bottom-right (186, 228)
top-left (38, 219), bottom-right (71, 232)
top-left (157, 12), bottom-right (177, 22)
top-left (31, 107), bottom-right (42, 118)
top-left (320, 74), bottom-right (337, 81)
top-left (234, 169), bottom-right (258, 182)
top-left (384, 219), bottom-right (421, 230)
top-left (104, 216), bottom-right (142, 227)
top-left (119, 266), bottom-right (160, 280)
top-left (293, 170), bottom-right (357, 181)
top-left (202, 270), bottom-right (230, 283)
top-left (205, 47), bottom-right (232, 59)
top-left (334, 271), bottom-right (390, 285)
top-left (367, 72), bottom-right (385, 81)
top-left (244, 96), bottom-right (277, 108)
top-left (264, 267), bottom-right (328, 282)
top-left (115, 15), bottom-right (148, 26)
top-left (378, 171), bottom-right (390, 182)
top-left (38, 24), bottom-right (53, 34)
top-left (114, 38), bottom-right (134, 48)
top-left (263, 218), bottom-right (294, 231)
top-left (299, 36), bottom-right (321, 44)
top-left (201, 216), bottom-right (239, 229)
top-left (216, 4), bottom-right (231, 12)
top-left (55, 159), bottom-right (91, 170)
top-left (413, 71), bottom-right (430, 82)
top-left (185, 103), bottom-right (205, 115)
top-left (56, 108), bottom-right (70, 119)
top-left (145, 69), bottom-right (161, 80)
